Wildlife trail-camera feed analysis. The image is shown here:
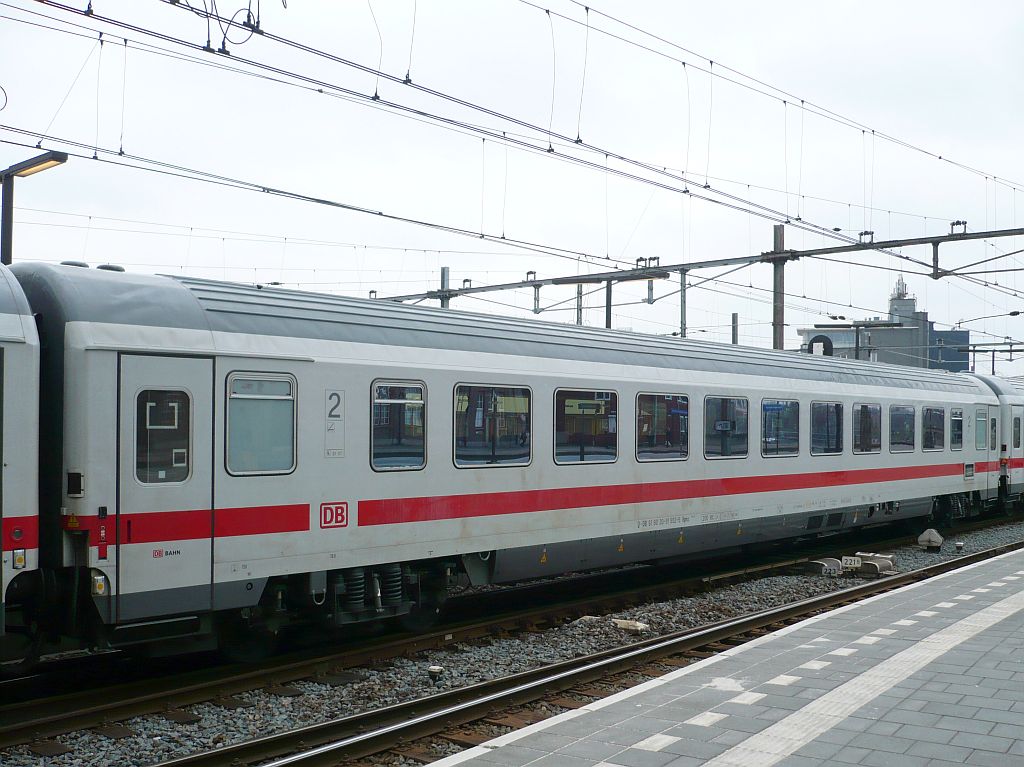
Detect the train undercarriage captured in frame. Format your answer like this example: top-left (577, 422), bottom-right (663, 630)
top-left (3, 488), bottom-right (1022, 671)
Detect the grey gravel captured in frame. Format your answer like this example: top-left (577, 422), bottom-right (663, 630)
top-left (3, 518), bottom-right (1022, 767)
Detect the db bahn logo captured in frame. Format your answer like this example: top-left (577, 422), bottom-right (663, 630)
top-left (320, 502), bottom-right (349, 529)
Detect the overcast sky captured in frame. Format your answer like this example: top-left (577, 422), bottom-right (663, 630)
top-left (2, 1), bottom-right (1024, 371)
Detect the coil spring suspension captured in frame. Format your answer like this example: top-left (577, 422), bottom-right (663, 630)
top-left (342, 568), bottom-right (365, 612)
top-left (379, 563), bottom-right (403, 606)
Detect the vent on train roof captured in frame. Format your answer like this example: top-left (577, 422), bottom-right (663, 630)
top-left (60, 260), bottom-right (89, 268)
top-left (96, 264), bottom-right (126, 272)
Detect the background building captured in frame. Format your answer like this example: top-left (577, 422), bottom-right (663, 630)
top-left (797, 277), bottom-right (970, 372)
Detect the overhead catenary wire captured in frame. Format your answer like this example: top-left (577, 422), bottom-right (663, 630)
top-left (9, 2), bottom-right (1024, 342)
top-left (0, 129), bottom-right (627, 269)
top-left (550, 0), bottom-right (1024, 195)
top-left (2, 5), bottom-right (958, 236)
top-left (404, 0), bottom-right (416, 83)
top-left (118, 36), bottom-right (127, 154)
top-left (574, 4), bottom-right (588, 142)
top-left (115, 0), bottom-right (946, 266)
top-left (27, 0), bottom-right (913, 272)
top-left (41, 30), bottom-right (98, 140)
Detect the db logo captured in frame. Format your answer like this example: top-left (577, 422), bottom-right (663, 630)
top-left (320, 502), bottom-right (349, 528)
top-left (152, 549), bottom-right (164, 558)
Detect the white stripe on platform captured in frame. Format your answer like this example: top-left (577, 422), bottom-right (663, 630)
top-left (701, 586), bottom-right (1024, 767)
top-left (422, 551), bottom-right (1022, 767)
top-left (633, 733), bottom-right (681, 751)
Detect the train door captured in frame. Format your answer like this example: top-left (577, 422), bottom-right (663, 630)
top-left (987, 404), bottom-right (1000, 501)
top-left (117, 355), bottom-right (213, 622)
top-left (1011, 406), bottom-right (1024, 495)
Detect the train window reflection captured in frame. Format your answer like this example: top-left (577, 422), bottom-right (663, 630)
top-left (811, 402), bottom-right (844, 455)
top-left (975, 409), bottom-right (986, 450)
top-left (853, 403), bottom-right (881, 454)
top-left (371, 382), bottom-right (425, 471)
top-left (555, 389), bottom-right (617, 464)
top-left (923, 407), bottom-right (945, 451)
top-left (761, 399), bottom-right (799, 457)
top-left (455, 385), bottom-right (531, 467)
top-left (136, 389), bottom-right (191, 484)
top-left (704, 397), bottom-right (748, 458)
top-left (637, 393), bottom-right (689, 461)
top-left (228, 374), bottom-right (296, 475)
top-left (951, 408), bottom-right (964, 450)
top-left (890, 405), bottom-right (916, 453)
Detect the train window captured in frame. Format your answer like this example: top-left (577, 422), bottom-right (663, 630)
top-left (704, 397), bottom-right (748, 458)
top-left (136, 390), bottom-right (191, 484)
top-left (991, 417), bottom-right (998, 451)
top-left (455, 385), bottom-right (531, 467)
top-left (227, 375), bottom-right (296, 475)
top-left (890, 405), bottom-right (916, 453)
top-left (636, 394), bottom-right (688, 461)
top-left (951, 408), bottom-right (964, 450)
top-left (761, 399), bottom-right (798, 457)
top-left (810, 402), bottom-right (843, 455)
top-left (371, 382), bottom-right (425, 471)
top-left (975, 409), bottom-right (986, 450)
top-left (1015, 417), bottom-right (1021, 450)
top-left (853, 403), bottom-right (881, 454)
top-left (922, 407), bottom-right (945, 451)
top-left (555, 389), bottom-right (617, 463)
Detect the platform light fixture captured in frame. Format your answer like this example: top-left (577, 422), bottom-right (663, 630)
top-left (956, 310), bottom-right (1020, 327)
top-left (1, 150), bottom-right (68, 265)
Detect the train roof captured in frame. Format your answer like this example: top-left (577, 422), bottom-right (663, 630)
top-left (969, 373), bottom-right (1024, 398)
top-left (0, 265), bottom-right (32, 316)
top-left (10, 262), bottom-right (990, 394)
top-left (0, 264), bottom-right (33, 342)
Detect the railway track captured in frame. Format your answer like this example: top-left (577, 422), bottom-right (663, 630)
top-left (151, 537), bottom-right (1024, 767)
top-left (1, 516), bottom-right (1018, 762)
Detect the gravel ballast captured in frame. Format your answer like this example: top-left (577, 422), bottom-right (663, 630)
top-left (3, 519), bottom-right (1023, 767)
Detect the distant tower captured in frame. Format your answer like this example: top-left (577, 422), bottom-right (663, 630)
top-left (892, 275), bottom-right (908, 300)
top-left (889, 275), bottom-right (917, 323)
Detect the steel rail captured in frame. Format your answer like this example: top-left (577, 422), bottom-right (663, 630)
top-left (0, 516), bottom-right (1014, 749)
top-left (153, 538), bottom-right (1024, 767)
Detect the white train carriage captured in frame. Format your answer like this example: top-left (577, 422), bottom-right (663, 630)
top-left (7, 262), bottom-right (1011, 653)
top-left (0, 264), bottom-right (40, 662)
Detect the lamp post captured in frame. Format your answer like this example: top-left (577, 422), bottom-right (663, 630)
top-left (1, 150), bottom-right (68, 266)
top-left (956, 310), bottom-right (1020, 328)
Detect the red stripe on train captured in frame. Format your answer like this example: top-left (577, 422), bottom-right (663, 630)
top-left (2, 516), bottom-right (39, 551)
top-left (214, 504), bottom-right (311, 537)
top-left (358, 462), bottom-right (981, 526)
top-left (55, 503), bottom-right (310, 547)
top-left (118, 504), bottom-right (310, 543)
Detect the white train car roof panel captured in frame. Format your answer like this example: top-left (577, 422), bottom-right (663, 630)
top-left (10, 263), bottom-right (992, 396)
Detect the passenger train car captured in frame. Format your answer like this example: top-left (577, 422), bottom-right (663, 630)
top-left (1, 261), bottom-right (1022, 664)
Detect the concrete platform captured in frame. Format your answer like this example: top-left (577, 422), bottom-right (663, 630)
top-left (430, 549), bottom-right (1024, 767)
